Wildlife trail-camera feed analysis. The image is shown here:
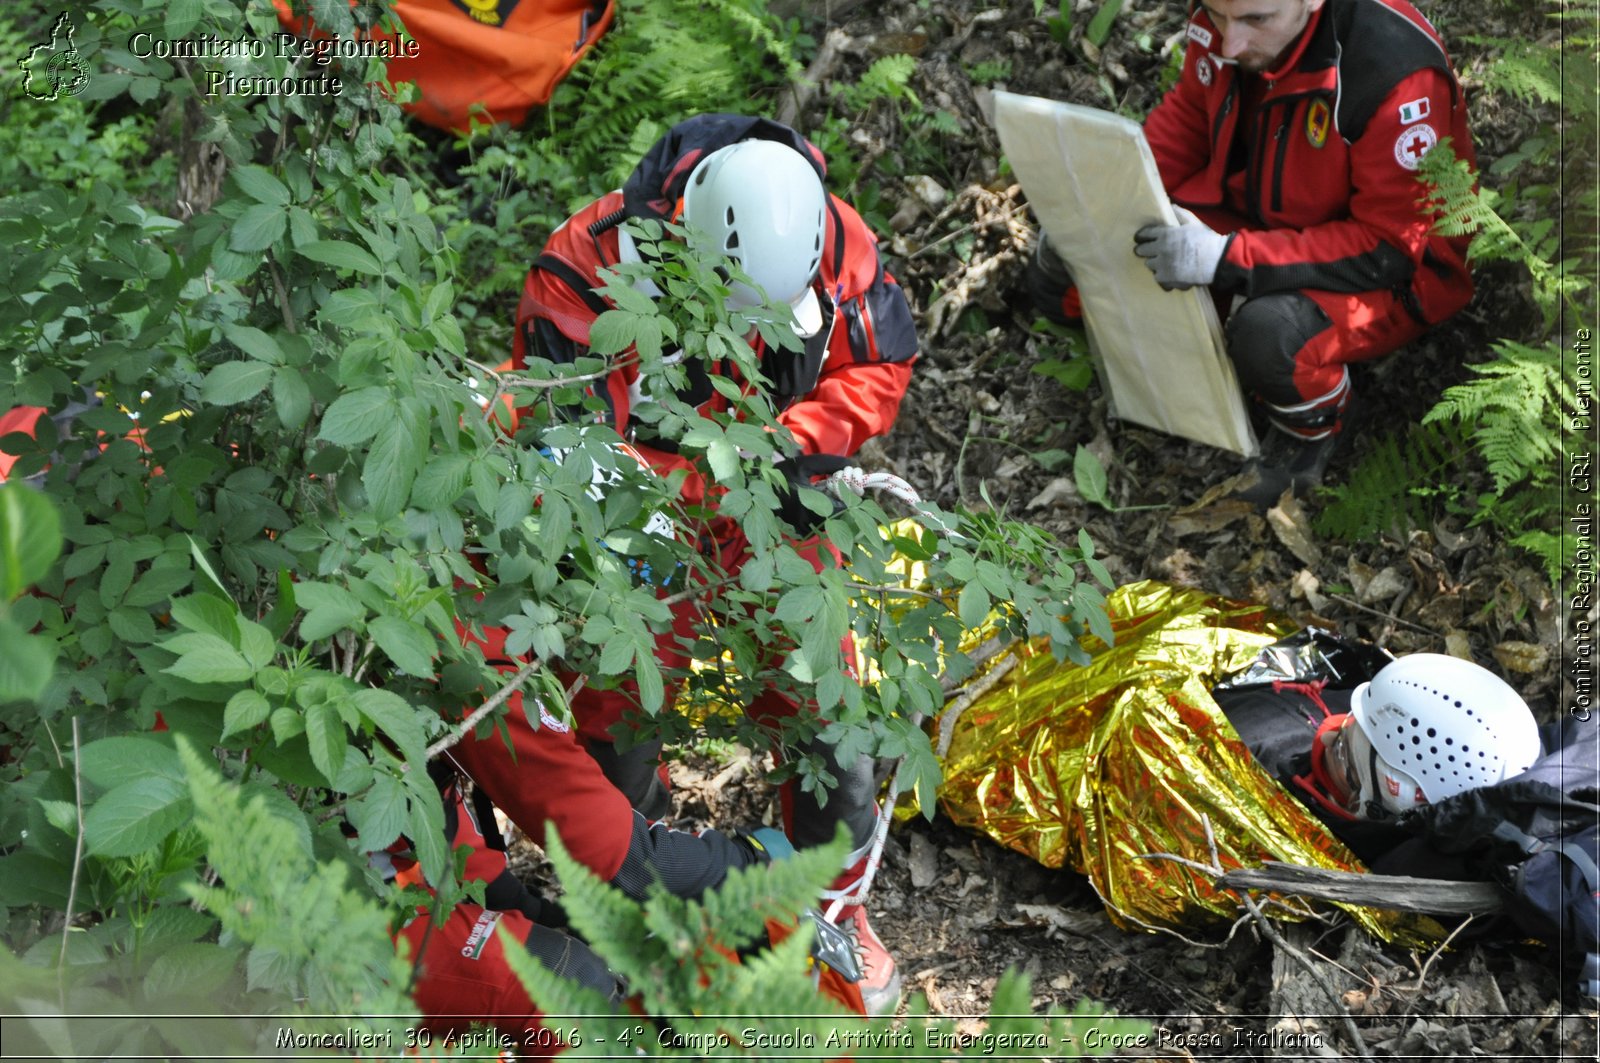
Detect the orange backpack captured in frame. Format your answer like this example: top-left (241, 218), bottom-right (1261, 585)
top-left (273, 1), bottom-right (615, 132)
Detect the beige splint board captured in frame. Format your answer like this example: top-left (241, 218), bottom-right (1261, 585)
top-left (993, 92), bottom-right (1258, 457)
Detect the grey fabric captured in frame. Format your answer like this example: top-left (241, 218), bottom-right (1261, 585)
top-left (523, 923), bottom-right (625, 1004)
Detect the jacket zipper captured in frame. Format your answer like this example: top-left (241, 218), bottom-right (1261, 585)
top-left (1271, 107), bottom-right (1293, 214)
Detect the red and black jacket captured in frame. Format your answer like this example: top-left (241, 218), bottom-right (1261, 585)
top-left (1144, 0), bottom-right (1477, 325)
top-left (511, 114), bottom-right (917, 510)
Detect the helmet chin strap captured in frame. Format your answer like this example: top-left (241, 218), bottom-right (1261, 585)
top-left (1360, 739), bottom-right (1392, 821)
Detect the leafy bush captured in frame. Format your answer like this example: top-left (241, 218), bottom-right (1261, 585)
top-left (0, 0), bottom-right (1115, 1043)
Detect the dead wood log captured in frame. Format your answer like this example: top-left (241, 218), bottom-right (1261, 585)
top-left (1217, 862), bottom-right (1505, 916)
top-left (1267, 921), bottom-right (1347, 1060)
top-left (776, 27), bottom-right (850, 130)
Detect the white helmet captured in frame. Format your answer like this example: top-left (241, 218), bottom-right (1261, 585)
top-left (680, 140), bottom-right (828, 336)
top-left (1347, 654), bottom-right (1541, 816)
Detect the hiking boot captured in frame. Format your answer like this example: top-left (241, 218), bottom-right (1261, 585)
top-left (1230, 429), bottom-right (1339, 509)
top-left (831, 901), bottom-right (902, 1017)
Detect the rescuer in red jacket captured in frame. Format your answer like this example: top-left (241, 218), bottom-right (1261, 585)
top-left (1031, 0), bottom-right (1477, 504)
top-left (457, 114), bottom-right (918, 1016)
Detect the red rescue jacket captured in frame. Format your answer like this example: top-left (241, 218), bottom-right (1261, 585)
top-left (1144, 0), bottom-right (1477, 325)
top-left (511, 115), bottom-right (917, 510)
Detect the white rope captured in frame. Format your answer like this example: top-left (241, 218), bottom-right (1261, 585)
top-left (817, 738), bottom-right (923, 924)
top-left (825, 466), bottom-right (922, 506)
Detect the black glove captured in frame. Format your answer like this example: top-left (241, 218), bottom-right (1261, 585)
top-left (772, 452), bottom-right (850, 536)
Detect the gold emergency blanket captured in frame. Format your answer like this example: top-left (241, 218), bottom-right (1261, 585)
top-left (938, 580), bottom-right (1435, 943)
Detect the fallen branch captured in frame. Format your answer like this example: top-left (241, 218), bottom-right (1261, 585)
top-left (1143, 817), bottom-right (1371, 1058)
top-left (776, 27), bottom-right (850, 129)
top-left (936, 650), bottom-right (1017, 758)
top-left (1216, 862), bottom-right (1504, 916)
top-left (1324, 592), bottom-right (1440, 638)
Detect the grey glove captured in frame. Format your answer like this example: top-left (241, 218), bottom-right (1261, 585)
top-left (1134, 209), bottom-right (1230, 291)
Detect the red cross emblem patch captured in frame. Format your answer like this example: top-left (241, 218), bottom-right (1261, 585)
top-left (1393, 123), bottom-right (1438, 170)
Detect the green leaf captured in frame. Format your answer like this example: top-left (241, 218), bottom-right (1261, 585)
top-left (303, 700), bottom-right (347, 786)
top-left (77, 735), bottom-right (182, 789)
top-left (107, 605), bottom-right (157, 644)
top-left (958, 580), bottom-right (990, 630)
top-left (164, 0), bottom-right (204, 38)
top-left (169, 594), bottom-right (239, 641)
top-left (705, 439), bottom-right (740, 483)
top-left (352, 688), bottom-right (428, 768)
top-left (235, 618), bottom-right (277, 669)
top-left (369, 615), bottom-right (436, 677)
top-left (201, 361), bottom-right (274, 406)
top-left (270, 367), bottom-right (312, 429)
top-left (318, 386), bottom-right (393, 446)
top-left (597, 633), bottom-right (634, 675)
top-left (1086, 0), bottom-right (1125, 47)
top-left (222, 324), bottom-right (285, 365)
top-left (297, 241), bottom-right (382, 275)
top-left (413, 454), bottom-right (471, 509)
top-left (1073, 444), bottom-right (1110, 509)
top-left (163, 634), bottom-right (253, 684)
top-left (0, 617), bottom-right (56, 701)
top-left (405, 777), bottom-right (449, 885)
top-left (229, 203), bottom-right (286, 253)
top-left (84, 775), bottom-right (191, 857)
top-left (349, 773), bottom-right (408, 852)
top-left (0, 484), bottom-right (62, 600)
top-left (363, 418), bottom-right (419, 519)
top-left (231, 164), bottom-right (290, 207)
top-left (222, 689), bottom-right (272, 739)
top-left (295, 582), bottom-right (365, 641)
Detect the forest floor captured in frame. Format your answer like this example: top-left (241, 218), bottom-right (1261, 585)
top-left (517, 1), bottom-right (1595, 1057)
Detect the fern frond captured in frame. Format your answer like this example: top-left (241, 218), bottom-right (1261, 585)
top-left (1422, 340), bottom-right (1573, 492)
top-left (537, 0), bottom-right (799, 187)
top-left (1314, 421), bottom-right (1469, 542)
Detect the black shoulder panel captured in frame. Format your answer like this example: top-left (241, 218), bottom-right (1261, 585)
top-left (620, 114), bottom-right (829, 223)
top-left (1328, 0), bottom-right (1457, 142)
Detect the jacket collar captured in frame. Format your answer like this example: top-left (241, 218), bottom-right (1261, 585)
top-left (1263, 1), bottom-right (1331, 81)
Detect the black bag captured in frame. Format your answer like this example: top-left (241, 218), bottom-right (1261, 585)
top-left (1403, 716), bottom-right (1599, 988)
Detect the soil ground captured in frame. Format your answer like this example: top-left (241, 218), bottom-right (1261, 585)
top-left (519, 1), bottom-right (1596, 1057)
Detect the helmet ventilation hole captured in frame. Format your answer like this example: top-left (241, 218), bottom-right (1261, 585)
top-left (725, 206), bottom-right (736, 225)
top-left (726, 232), bottom-right (740, 251)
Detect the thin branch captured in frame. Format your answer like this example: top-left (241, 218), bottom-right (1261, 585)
top-left (1402, 913), bottom-right (1478, 1003)
top-left (58, 717), bottom-right (86, 991)
top-left (909, 201), bottom-right (1026, 260)
top-left (426, 660), bottom-right (541, 760)
top-left (267, 255), bottom-right (297, 335)
top-left (936, 652), bottom-right (1017, 758)
top-left (1324, 593), bottom-right (1440, 637)
top-left (1202, 815), bottom-right (1371, 1059)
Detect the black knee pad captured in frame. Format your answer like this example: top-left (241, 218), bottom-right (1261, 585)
top-left (1224, 293), bottom-right (1332, 408)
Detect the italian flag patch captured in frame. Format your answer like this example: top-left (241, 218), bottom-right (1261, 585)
top-left (1398, 97), bottom-right (1431, 124)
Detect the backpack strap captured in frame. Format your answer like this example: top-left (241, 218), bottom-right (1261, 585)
top-left (534, 253), bottom-right (609, 316)
top-left (470, 782), bottom-right (509, 854)
top-left (1492, 820), bottom-right (1600, 892)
